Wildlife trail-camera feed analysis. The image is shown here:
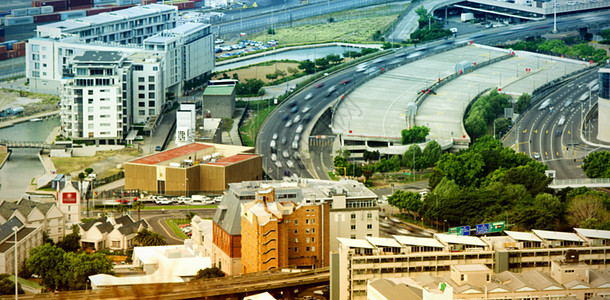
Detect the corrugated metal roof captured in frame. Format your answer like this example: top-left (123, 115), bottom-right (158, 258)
top-left (337, 237), bottom-right (374, 249)
top-left (366, 237), bottom-right (402, 248)
top-left (203, 85), bottom-right (235, 96)
top-left (393, 235), bottom-right (444, 248)
top-left (574, 228), bottom-right (610, 240)
top-left (505, 231), bottom-right (543, 242)
top-left (207, 154), bottom-right (258, 166)
top-left (130, 143), bottom-right (212, 165)
top-left (532, 229), bottom-right (584, 242)
top-left (434, 233), bottom-right (488, 247)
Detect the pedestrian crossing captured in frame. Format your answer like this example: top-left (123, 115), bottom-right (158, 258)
top-left (309, 136), bottom-right (335, 147)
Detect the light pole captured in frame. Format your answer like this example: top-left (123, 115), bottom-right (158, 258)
top-left (12, 226), bottom-right (18, 300)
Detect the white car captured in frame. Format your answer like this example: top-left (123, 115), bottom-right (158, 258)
top-left (356, 64), bottom-right (368, 72)
top-left (286, 160), bottom-right (294, 168)
top-left (272, 133), bottom-right (278, 140)
top-left (285, 120), bottom-right (293, 128)
top-left (282, 150), bottom-right (290, 158)
top-left (294, 134), bottom-right (300, 142)
top-left (176, 196), bottom-right (190, 204)
top-left (270, 140), bottom-right (276, 149)
top-left (292, 141), bottom-right (299, 149)
top-left (271, 153), bottom-right (277, 161)
top-left (293, 115), bottom-right (301, 123)
top-left (304, 93), bottom-right (313, 100)
top-left (301, 106), bottom-right (310, 114)
top-left (155, 197), bottom-right (171, 205)
top-left (296, 124), bottom-right (303, 134)
top-left (275, 161), bottom-right (283, 168)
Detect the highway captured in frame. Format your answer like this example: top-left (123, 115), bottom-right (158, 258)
top-left (256, 10), bottom-right (610, 180)
top-left (505, 69), bottom-right (598, 180)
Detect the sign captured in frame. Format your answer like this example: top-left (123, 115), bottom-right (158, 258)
top-left (476, 221), bottom-right (505, 235)
top-left (449, 225), bottom-right (470, 236)
top-left (62, 192), bottom-right (77, 204)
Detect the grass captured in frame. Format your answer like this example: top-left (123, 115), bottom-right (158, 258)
top-left (165, 218), bottom-right (190, 239)
top-left (51, 148), bottom-right (139, 176)
top-left (239, 105), bottom-right (276, 146)
top-left (328, 171), bottom-right (340, 181)
top-left (222, 118), bottom-right (234, 132)
top-left (9, 275), bottom-right (42, 290)
top-left (0, 152), bottom-right (8, 164)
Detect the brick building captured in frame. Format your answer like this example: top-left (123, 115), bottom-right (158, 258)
top-left (240, 187), bottom-right (330, 274)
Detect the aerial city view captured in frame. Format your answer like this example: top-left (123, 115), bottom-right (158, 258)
top-left (0, 0), bottom-right (608, 298)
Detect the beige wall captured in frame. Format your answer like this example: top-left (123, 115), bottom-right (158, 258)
top-left (124, 164), bottom-right (157, 192)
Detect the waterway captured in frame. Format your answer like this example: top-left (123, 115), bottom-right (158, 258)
top-left (0, 117), bottom-right (59, 200)
top-left (215, 45), bottom-right (363, 72)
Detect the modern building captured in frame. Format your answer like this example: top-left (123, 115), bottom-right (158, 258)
top-left (129, 52), bottom-right (165, 127)
top-left (0, 199), bottom-right (66, 243)
top-left (331, 229), bottom-right (610, 300)
top-left (240, 187), bottom-right (330, 274)
top-left (367, 260), bottom-right (610, 300)
top-left (211, 179), bottom-right (378, 276)
top-left (124, 142), bottom-right (262, 195)
top-left (598, 68), bottom-right (610, 143)
top-left (79, 215), bottom-right (149, 251)
top-left (0, 217), bottom-right (43, 275)
top-left (89, 240), bottom-right (211, 289)
top-left (176, 103), bottom-right (196, 146)
top-left (202, 85), bottom-right (236, 119)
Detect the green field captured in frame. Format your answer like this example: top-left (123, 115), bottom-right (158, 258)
top-left (240, 105), bottom-right (275, 146)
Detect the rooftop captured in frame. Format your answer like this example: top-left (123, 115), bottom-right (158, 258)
top-left (337, 237), bottom-right (375, 249)
top-left (434, 233), bottom-right (488, 247)
top-left (206, 154), bottom-right (259, 166)
top-left (452, 264), bottom-right (490, 272)
top-left (574, 228), bottom-right (610, 240)
top-left (203, 85), bottom-right (235, 96)
top-left (532, 229), bottom-right (584, 242)
top-left (73, 51), bottom-right (124, 64)
top-left (130, 143), bottom-right (213, 165)
top-left (230, 179), bottom-right (377, 201)
top-left (393, 235), bottom-right (444, 248)
top-left (505, 230), bottom-right (543, 242)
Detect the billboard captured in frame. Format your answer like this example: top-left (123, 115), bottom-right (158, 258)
top-left (62, 192), bottom-right (77, 204)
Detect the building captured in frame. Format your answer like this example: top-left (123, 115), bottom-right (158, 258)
top-left (176, 103), bottom-right (196, 146)
top-left (89, 240), bottom-right (211, 289)
top-left (191, 216), bottom-right (213, 257)
top-left (598, 68), bottom-right (610, 143)
top-left (124, 142), bottom-right (262, 195)
top-left (211, 179), bottom-right (378, 276)
top-left (240, 187), bottom-right (330, 273)
top-left (202, 85), bottom-right (236, 119)
top-left (79, 215), bottom-right (149, 251)
top-left (331, 228), bottom-right (610, 300)
top-left (129, 52), bottom-right (165, 127)
top-left (0, 199), bottom-right (66, 243)
top-left (0, 217), bottom-right (43, 275)
top-left (56, 180), bottom-right (82, 230)
top-left (367, 260), bottom-right (610, 300)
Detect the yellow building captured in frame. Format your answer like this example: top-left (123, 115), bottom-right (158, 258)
top-left (125, 142), bottom-right (262, 195)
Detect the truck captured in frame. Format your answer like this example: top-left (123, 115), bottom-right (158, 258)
top-left (461, 12), bottom-right (474, 22)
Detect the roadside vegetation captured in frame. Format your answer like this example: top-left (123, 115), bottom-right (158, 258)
top-left (508, 38), bottom-right (608, 63)
top-left (582, 151), bottom-right (610, 178)
top-left (464, 89), bottom-right (513, 141)
top-left (51, 147), bottom-right (139, 177)
top-left (408, 7), bottom-right (452, 43)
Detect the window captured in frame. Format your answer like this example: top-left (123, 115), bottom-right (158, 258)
top-left (148, 101), bottom-right (155, 107)
top-left (112, 241), bottom-right (120, 248)
top-left (138, 93), bottom-right (145, 99)
top-left (367, 224), bottom-right (372, 229)
top-left (460, 274), bottom-right (465, 281)
top-left (134, 65), bottom-right (143, 71)
top-left (295, 238), bottom-right (298, 243)
top-left (306, 219), bottom-right (309, 225)
top-left (306, 247), bottom-right (310, 252)
top-left (88, 124), bottom-right (94, 129)
top-left (149, 84), bottom-right (155, 90)
top-left (350, 235), bottom-right (356, 239)
top-left (312, 228), bottom-right (315, 233)
top-left (294, 229), bottom-right (298, 234)
top-left (149, 109), bottom-right (155, 115)
top-left (139, 102), bottom-right (145, 107)
top-left (306, 228), bottom-right (309, 234)
top-left (351, 213), bottom-right (356, 219)
top-left (149, 92), bottom-right (155, 99)
top-left (351, 225), bottom-right (356, 230)
top-left (138, 110), bottom-right (145, 115)
top-left (153, 66), bottom-right (158, 71)
top-left (294, 220), bottom-right (298, 225)
top-left (367, 213), bottom-right (372, 219)
top-left (138, 85), bottom-right (145, 91)
top-left (306, 238), bottom-right (309, 243)
top-left (88, 90), bottom-right (93, 95)
top-left (311, 237), bottom-right (315, 242)
top-left (148, 76), bottom-right (155, 82)
top-left (138, 77), bottom-right (145, 82)
top-left (88, 116), bottom-right (93, 121)
top-left (311, 246), bottom-right (315, 252)
top-left (486, 274), bottom-right (490, 281)
top-left (295, 247), bottom-right (298, 252)
top-left (311, 219), bottom-right (315, 224)
top-left (88, 99), bottom-right (93, 104)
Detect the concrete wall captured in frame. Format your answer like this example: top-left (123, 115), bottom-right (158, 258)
top-left (124, 163), bottom-right (158, 193)
top-left (203, 93), bottom-right (235, 119)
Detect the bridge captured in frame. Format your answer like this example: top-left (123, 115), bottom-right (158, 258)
top-left (549, 178), bottom-right (610, 189)
top-left (0, 140), bottom-right (52, 149)
top-left (18, 267), bottom-right (330, 300)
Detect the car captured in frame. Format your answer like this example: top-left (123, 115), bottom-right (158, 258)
top-left (293, 115), bottom-right (301, 123)
top-left (282, 114), bottom-right (289, 121)
top-left (296, 124), bottom-right (303, 134)
top-left (285, 120), bottom-right (293, 128)
top-left (290, 106), bottom-right (299, 113)
top-left (117, 198), bottom-right (129, 204)
top-left (533, 152), bottom-right (541, 160)
top-left (356, 64), bottom-right (368, 72)
top-left (272, 133), bottom-right (278, 140)
top-left (293, 152), bottom-right (300, 160)
top-left (303, 114), bottom-right (311, 121)
top-left (275, 161), bottom-right (283, 168)
top-left (271, 153), bottom-right (277, 161)
top-left (270, 140), bottom-right (276, 149)
top-left (281, 137), bottom-right (287, 144)
top-left (155, 145), bottom-right (162, 151)
top-left (289, 102), bottom-right (297, 108)
top-left (176, 196), bottom-right (190, 204)
top-left (292, 141), bottom-right (299, 149)
top-left (304, 93), bottom-right (313, 100)
top-left (556, 129), bottom-right (563, 136)
top-left (315, 83), bottom-right (325, 88)
top-left (284, 170), bottom-right (292, 176)
top-left (155, 197), bottom-right (171, 205)
top-left (282, 150), bottom-right (290, 158)
top-left (294, 134), bottom-right (300, 142)
top-left (326, 86), bottom-right (336, 97)
top-left (301, 106), bottom-right (310, 113)
top-left (340, 79), bottom-right (351, 85)
top-left (286, 160), bottom-right (294, 168)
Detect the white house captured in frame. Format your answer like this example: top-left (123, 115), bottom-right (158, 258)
top-left (190, 216), bottom-right (212, 257)
top-left (0, 199), bottom-right (66, 243)
top-left (56, 181), bottom-right (82, 231)
top-left (80, 215), bottom-right (149, 251)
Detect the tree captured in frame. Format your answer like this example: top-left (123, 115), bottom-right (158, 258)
top-left (401, 126), bottom-right (429, 144)
top-left (134, 229), bottom-right (167, 246)
top-left (325, 54), bottom-right (342, 65)
top-left (415, 6), bottom-right (432, 29)
top-left (267, 28), bottom-right (275, 35)
top-left (422, 141), bottom-right (442, 167)
top-left (0, 274), bottom-right (23, 295)
top-left (62, 252), bottom-right (114, 290)
top-left (116, 204), bottom-right (128, 216)
top-left (582, 151), bottom-right (610, 178)
top-left (287, 67), bottom-right (299, 75)
top-left (133, 200), bottom-right (144, 221)
top-left (403, 145), bottom-right (424, 171)
top-left (84, 168), bottom-right (94, 175)
top-left (26, 244), bottom-right (66, 291)
top-left (567, 194), bottom-right (610, 227)
top-left (388, 190), bottom-right (422, 216)
top-left (298, 60), bottom-right (316, 74)
top-left (516, 93), bottom-right (531, 113)
top-left (315, 57), bottom-right (330, 70)
top-left (265, 73), bottom-right (279, 80)
top-left (194, 267), bottom-right (225, 280)
top-left (56, 225), bottom-right (81, 253)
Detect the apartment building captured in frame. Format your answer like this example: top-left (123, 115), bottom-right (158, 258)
top-left (330, 229), bottom-right (610, 300)
top-left (130, 52), bottom-right (164, 126)
top-left (211, 179), bottom-right (378, 276)
top-left (0, 217), bottom-right (43, 275)
top-left (0, 199), bottom-right (66, 243)
top-left (240, 187), bottom-right (330, 273)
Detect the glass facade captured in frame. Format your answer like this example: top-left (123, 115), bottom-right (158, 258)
top-left (599, 70), bottom-right (610, 99)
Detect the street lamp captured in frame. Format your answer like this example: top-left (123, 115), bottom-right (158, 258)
top-left (12, 226), bottom-right (18, 300)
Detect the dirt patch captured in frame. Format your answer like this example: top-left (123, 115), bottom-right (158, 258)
top-left (52, 148), bottom-right (140, 178)
top-left (214, 62), bottom-right (299, 83)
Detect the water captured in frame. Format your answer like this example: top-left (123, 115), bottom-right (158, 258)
top-left (215, 46), bottom-right (363, 72)
top-left (0, 117), bottom-right (59, 200)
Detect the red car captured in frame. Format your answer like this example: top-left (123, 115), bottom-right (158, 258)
top-left (315, 83), bottom-right (325, 88)
top-left (117, 198), bottom-right (129, 204)
top-left (340, 79), bottom-right (351, 85)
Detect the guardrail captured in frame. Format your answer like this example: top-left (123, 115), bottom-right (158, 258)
top-left (550, 178), bottom-right (610, 188)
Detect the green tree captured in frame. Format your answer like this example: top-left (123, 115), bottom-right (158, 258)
top-left (400, 126), bottom-right (430, 144)
top-left (26, 244), bottom-right (66, 291)
top-left (315, 57), bottom-right (330, 70)
top-left (133, 200), bottom-right (144, 221)
top-left (325, 54), bottom-right (343, 65)
top-left (516, 93), bottom-right (531, 113)
top-left (134, 229), bottom-right (167, 246)
top-left (56, 225), bottom-right (81, 253)
top-left (267, 28), bottom-right (275, 35)
top-left (298, 60), bottom-right (316, 74)
top-left (265, 73), bottom-right (278, 80)
top-left (422, 140), bottom-right (442, 167)
top-left (494, 118), bottom-right (512, 138)
top-left (116, 204), bottom-right (128, 216)
top-left (84, 168), bottom-right (94, 175)
top-left (415, 6), bottom-right (432, 29)
top-left (194, 267), bottom-right (225, 280)
top-left (582, 151), bottom-right (610, 178)
top-left (388, 190), bottom-right (422, 216)
top-left (403, 145), bottom-right (424, 171)
top-left (62, 252), bottom-right (114, 290)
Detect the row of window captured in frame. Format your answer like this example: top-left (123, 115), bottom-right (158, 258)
top-left (293, 219), bottom-right (316, 225)
top-left (294, 228), bottom-right (316, 234)
top-left (351, 224), bottom-right (374, 230)
top-left (294, 237), bottom-right (315, 243)
top-left (291, 246), bottom-right (316, 252)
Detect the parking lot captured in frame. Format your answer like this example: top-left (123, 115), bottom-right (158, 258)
top-left (215, 39), bottom-right (279, 58)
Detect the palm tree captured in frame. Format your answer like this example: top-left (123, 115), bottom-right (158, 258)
top-left (147, 232), bottom-right (167, 246)
top-left (133, 200), bottom-right (144, 220)
top-left (133, 228), bottom-right (152, 246)
top-left (134, 229), bottom-right (167, 246)
top-left (116, 204), bottom-right (128, 216)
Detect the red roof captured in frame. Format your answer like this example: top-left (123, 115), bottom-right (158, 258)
top-left (130, 143), bottom-right (213, 165)
top-left (206, 154), bottom-right (259, 166)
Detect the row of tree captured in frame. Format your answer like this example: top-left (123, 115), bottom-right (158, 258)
top-left (400, 125), bottom-right (429, 145)
top-left (510, 38), bottom-right (608, 63)
top-left (297, 49), bottom-right (378, 75)
top-left (409, 6), bottom-right (452, 43)
top-left (464, 90), bottom-right (513, 141)
top-left (582, 151), bottom-right (610, 178)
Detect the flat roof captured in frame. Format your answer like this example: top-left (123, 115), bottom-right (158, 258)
top-left (170, 22), bottom-right (207, 35)
top-left (393, 235), bottom-right (445, 248)
top-left (452, 264), bottom-right (490, 272)
top-left (532, 229), bottom-right (584, 242)
top-left (366, 237), bottom-right (402, 248)
top-left (207, 154), bottom-right (258, 166)
top-left (574, 228), bottom-right (610, 240)
top-left (203, 85), bottom-right (235, 96)
top-left (130, 143), bottom-right (212, 165)
top-left (73, 51), bottom-right (123, 63)
top-left (505, 231), bottom-right (543, 242)
top-left (434, 233), bottom-right (488, 247)
top-left (337, 237), bottom-right (374, 249)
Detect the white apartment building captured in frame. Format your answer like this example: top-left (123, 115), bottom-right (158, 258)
top-left (27, 4), bottom-right (178, 95)
top-left (176, 103), bottom-right (196, 146)
top-left (130, 52), bottom-right (164, 126)
top-left (0, 218), bottom-right (43, 275)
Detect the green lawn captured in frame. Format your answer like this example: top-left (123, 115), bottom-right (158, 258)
top-left (165, 219), bottom-right (190, 239)
top-left (240, 106), bottom-right (275, 146)
top-left (9, 275), bottom-right (42, 290)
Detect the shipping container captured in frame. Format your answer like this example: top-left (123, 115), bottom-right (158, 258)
top-left (1, 40), bottom-right (17, 50)
top-left (69, 5), bottom-right (92, 10)
top-left (7, 50), bottom-right (17, 59)
top-left (11, 8), bottom-right (29, 17)
top-left (4, 16), bottom-right (34, 26)
top-left (0, 46), bottom-right (6, 53)
top-left (27, 7), bottom-right (41, 15)
top-left (16, 49), bottom-right (25, 57)
top-left (141, 0), bottom-right (156, 4)
top-left (13, 42), bottom-right (26, 50)
top-left (176, 1), bottom-right (195, 9)
top-left (40, 6), bottom-right (54, 14)
top-left (36, 0), bottom-right (68, 12)
top-left (34, 13), bottom-right (61, 23)
top-left (85, 7), bottom-right (112, 16)
top-left (60, 10), bottom-right (85, 20)
top-left (67, 0), bottom-right (93, 7)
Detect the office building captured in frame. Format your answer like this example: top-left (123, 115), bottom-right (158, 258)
top-left (211, 179), bottom-right (378, 276)
top-left (240, 187), bottom-right (330, 273)
top-left (176, 103), bottom-right (196, 146)
top-left (598, 68), bottom-right (610, 142)
top-left (124, 142), bottom-right (262, 195)
top-left (331, 229), bottom-right (610, 300)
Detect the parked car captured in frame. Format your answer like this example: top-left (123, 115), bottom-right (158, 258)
top-left (117, 198), bottom-right (129, 204)
top-left (176, 196), bottom-right (190, 204)
top-left (155, 197), bottom-right (171, 205)
top-left (155, 145), bottom-right (162, 151)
